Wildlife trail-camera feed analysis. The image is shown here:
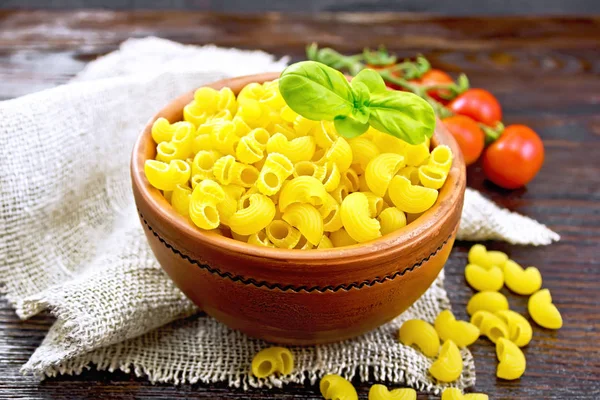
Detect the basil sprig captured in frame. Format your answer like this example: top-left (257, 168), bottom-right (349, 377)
top-left (279, 61), bottom-right (435, 144)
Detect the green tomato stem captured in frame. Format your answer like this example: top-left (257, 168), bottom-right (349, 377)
top-left (482, 122), bottom-right (505, 144)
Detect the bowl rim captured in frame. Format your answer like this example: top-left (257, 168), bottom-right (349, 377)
top-left (131, 72), bottom-right (466, 264)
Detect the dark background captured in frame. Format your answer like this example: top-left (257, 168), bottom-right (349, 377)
top-left (2, 0), bottom-right (600, 14)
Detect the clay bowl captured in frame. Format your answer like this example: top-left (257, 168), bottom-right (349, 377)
top-left (131, 72), bottom-right (466, 345)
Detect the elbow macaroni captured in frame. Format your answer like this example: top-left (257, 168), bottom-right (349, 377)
top-left (369, 384), bottom-right (416, 400)
top-left (320, 374), bottom-right (358, 400)
top-left (528, 289), bottom-right (562, 329)
top-left (145, 80), bottom-right (452, 248)
top-left (464, 264), bottom-right (504, 292)
top-left (470, 310), bottom-right (509, 343)
top-left (434, 310), bottom-right (480, 348)
top-left (398, 319), bottom-right (440, 358)
top-left (429, 340), bottom-right (463, 382)
top-left (496, 337), bottom-right (526, 380)
top-left (467, 291), bottom-right (509, 316)
top-left (503, 260), bottom-right (542, 295)
top-left (442, 388), bottom-right (488, 400)
top-left (251, 346), bottom-right (294, 378)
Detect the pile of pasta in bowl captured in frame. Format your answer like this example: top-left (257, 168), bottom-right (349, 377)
top-left (144, 80), bottom-right (453, 249)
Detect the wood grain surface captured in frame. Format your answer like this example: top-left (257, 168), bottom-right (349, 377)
top-left (0, 11), bottom-right (599, 400)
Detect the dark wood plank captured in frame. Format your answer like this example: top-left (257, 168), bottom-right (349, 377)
top-left (0, 11), bottom-right (599, 400)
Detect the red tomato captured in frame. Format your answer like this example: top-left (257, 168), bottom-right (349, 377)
top-left (418, 69), bottom-right (454, 102)
top-left (442, 115), bottom-right (485, 166)
top-left (448, 88), bottom-right (502, 126)
top-left (482, 125), bottom-right (544, 189)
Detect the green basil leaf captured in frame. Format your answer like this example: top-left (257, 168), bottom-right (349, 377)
top-left (334, 115), bottom-right (370, 139)
top-left (279, 61), bottom-right (354, 121)
top-left (351, 80), bottom-right (370, 106)
top-left (352, 106), bottom-right (370, 124)
top-left (352, 68), bottom-right (387, 94)
top-left (368, 91), bottom-right (435, 145)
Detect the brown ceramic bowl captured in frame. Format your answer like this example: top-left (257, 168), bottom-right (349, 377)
top-left (131, 72), bottom-right (466, 345)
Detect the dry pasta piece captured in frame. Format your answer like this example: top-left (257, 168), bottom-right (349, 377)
top-left (191, 150), bottom-right (221, 180)
top-left (319, 194), bottom-right (344, 232)
top-left (403, 142), bottom-right (430, 166)
top-left (247, 229), bottom-right (274, 248)
top-left (429, 144), bottom-right (453, 173)
top-left (329, 228), bottom-right (357, 247)
top-left (341, 168), bottom-right (361, 192)
top-left (156, 141), bottom-right (189, 163)
top-left (170, 122), bottom-right (195, 158)
top-left (280, 104), bottom-right (298, 123)
top-left (231, 115), bottom-right (252, 137)
top-left (358, 173), bottom-right (370, 192)
top-left (434, 310), bottom-right (480, 348)
top-left (495, 310), bottom-right (533, 347)
top-left (251, 346), bottom-right (294, 378)
top-left (320, 374), bottom-right (358, 400)
top-left (418, 165), bottom-right (447, 190)
top-left (370, 128), bottom-right (406, 154)
top-left (365, 153), bottom-right (405, 197)
top-left (228, 194), bottom-right (275, 235)
top-left (316, 235), bottom-right (333, 249)
top-left (256, 153), bottom-right (294, 196)
top-left (265, 220), bottom-right (301, 249)
top-left (294, 234), bottom-right (314, 250)
top-left (236, 134), bottom-right (265, 164)
top-left (429, 340), bottom-right (462, 382)
top-left (211, 122), bottom-right (240, 156)
top-left (470, 310), bottom-right (509, 343)
top-left (368, 384), bottom-right (416, 400)
top-left (192, 133), bottom-right (212, 153)
top-left (397, 166), bottom-right (420, 186)
top-left (222, 184), bottom-right (245, 201)
top-left (503, 260), bottom-right (542, 295)
top-left (528, 289), bottom-right (562, 329)
top-left (282, 203), bottom-right (324, 246)
top-left (171, 184), bottom-right (192, 217)
top-left (398, 319), bottom-right (440, 358)
top-left (325, 137), bottom-right (353, 172)
top-left (496, 337), bottom-right (526, 380)
top-left (468, 244), bottom-right (508, 269)
top-left (145, 159), bottom-right (191, 191)
top-left (323, 161), bottom-right (342, 192)
top-left (340, 192), bottom-right (382, 243)
top-left (188, 180), bottom-right (225, 230)
top-left (278, 176), bottom-right (327, 212)
top-left (362, 192), bottom-right (384, 218)
top-left (216, 191), bottom-right (238, 226)
top-left (377, 207), bottom-right (407, 235)
top-left (183, 100), bottom-right (210, 127)
top-left (388, 175), bottom-right (438, 214)
top-left (313, 121), bottom-right (339, 149)
top-left (274, 122), bottom-right (301, 140)
top-left (349, 137), bottom-right (380, 173)
top-left (193, 87), bottom-right (219, 112)
top-left (441, 388), bottom-right (488, 400)
top-left (293, 115), bottom-right (319, 137)
top-left (464, 264), bottom-right (504, 292)
top-left (151, 117), bottom-right (179, 143)
top-left (467, 291), bottom-right (509, 315)
top-left (267, 132), bottom-right (316, 163)
top-left (293, 161), bottom-right (327, 181)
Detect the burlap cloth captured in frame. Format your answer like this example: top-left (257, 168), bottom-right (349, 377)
top-left (0, 38), bottom-right (559, 394)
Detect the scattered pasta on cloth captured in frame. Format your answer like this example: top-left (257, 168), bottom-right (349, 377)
top-left (0, 37), bottom-right (558, 392)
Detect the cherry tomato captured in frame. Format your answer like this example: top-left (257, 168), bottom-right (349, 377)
top-left (448, 88), bottom-right (502, 126)
top-left (482, 125), bottom-right (544, 189)
top-left (442, 115), bottom-right (485, 166)
top-left (417, 69), bottom-right (454, 102)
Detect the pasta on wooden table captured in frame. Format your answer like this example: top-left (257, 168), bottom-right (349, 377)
top-left (143, 80), bottom-right (453, 248)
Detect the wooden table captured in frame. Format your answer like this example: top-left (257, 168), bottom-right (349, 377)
top-left (1, 11), bottom-right (599, 399)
